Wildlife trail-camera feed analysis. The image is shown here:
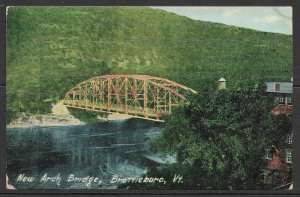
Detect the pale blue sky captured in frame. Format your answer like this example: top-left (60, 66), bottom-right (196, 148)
top-left (151, 7), bottom-right (292, 35)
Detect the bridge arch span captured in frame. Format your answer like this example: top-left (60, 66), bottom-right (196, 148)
top-left (63, 74), bottom-right (196, 121)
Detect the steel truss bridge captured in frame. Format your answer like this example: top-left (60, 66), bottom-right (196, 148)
top-left (62, 75), bottom-right (196, 121)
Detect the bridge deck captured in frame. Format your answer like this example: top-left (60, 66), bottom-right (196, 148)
top-left (63, 100), bottom-right (166, 122)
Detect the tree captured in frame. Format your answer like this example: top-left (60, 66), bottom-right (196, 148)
top-left (147, 84), bottom-right (290, 189)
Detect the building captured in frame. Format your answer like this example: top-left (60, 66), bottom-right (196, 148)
top-left (266, 82), bottom-right (293, 115)
top-left (265, 81), bottom-right (293, 188)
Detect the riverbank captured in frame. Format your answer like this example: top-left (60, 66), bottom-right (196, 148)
top-left (7, 102), bottom-right (135, 128)
top-left (7, 103), bottom-right (85, 128)
top-left (7, 114), bottom-right (85, 128)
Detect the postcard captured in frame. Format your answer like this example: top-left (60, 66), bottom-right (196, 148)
top-left (6, 6), bottom-right (293, 190)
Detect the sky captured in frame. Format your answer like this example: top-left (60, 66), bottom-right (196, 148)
top-left (151, 7), bottom-right (292, 35)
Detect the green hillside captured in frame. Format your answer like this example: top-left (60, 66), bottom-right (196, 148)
top-left (6, 7), bottom-right (292, 123)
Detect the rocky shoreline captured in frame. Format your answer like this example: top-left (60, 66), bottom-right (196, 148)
top-left (7, 103), bottom-right (133, 128)
top-left (7, 103), bottom-right (85, 128)
top-left (7, 114), bottom-right (85, 128)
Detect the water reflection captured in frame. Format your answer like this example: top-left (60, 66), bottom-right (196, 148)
top-left (7, 119), bottom-right (164, 189)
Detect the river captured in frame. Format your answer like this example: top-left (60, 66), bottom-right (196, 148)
top-left (7, 118), bottom-right (167, 189)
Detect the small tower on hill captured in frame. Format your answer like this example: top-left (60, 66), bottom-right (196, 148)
top-left (217, 77), bottom-right (226, 91)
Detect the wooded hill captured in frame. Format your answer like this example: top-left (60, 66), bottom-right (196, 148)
top-left (6, 7), bottom-right (292, 122)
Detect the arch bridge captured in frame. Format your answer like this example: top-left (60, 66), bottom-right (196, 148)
top-left (62, 75), bottom-right (196, 121)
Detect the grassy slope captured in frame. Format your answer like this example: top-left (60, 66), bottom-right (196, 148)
top-left (6, 7), bottom-right (292, 122)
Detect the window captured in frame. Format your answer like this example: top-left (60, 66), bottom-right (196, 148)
top-left (278, 95), bottom-right (285, 104)
top-left (287, 133), bottom-right (293, 144)
top-left (265, 150), bottom-right (272, 160)
top-left (287, 95), bottom-right (292, 105)
top-left (275, 83), bottom-right (280, 91)
top-left (285, 149), bottom-right (292, 163)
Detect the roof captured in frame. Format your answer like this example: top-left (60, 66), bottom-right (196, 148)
top-left (218, 77), bottom-right (226, 82)
top-left (266, 82), bottom-right (292, 94)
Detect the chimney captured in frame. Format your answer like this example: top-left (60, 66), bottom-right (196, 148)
top-left (217, 78), bottom-right (226, 90)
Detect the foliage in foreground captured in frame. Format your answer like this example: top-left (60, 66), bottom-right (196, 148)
top-left (121, 85), bottom-right (291, 189)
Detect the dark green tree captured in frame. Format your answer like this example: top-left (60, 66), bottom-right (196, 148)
top-left (146, 84), bottom-right (291, 190)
